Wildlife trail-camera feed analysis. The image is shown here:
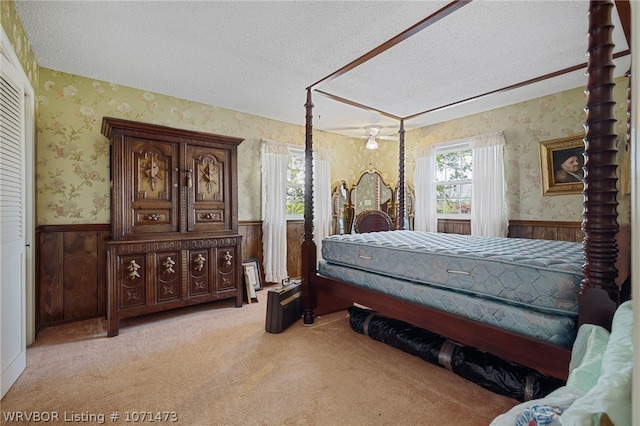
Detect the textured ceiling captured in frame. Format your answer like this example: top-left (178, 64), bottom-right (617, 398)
top-left (14, 0), bottom-right (630, 140)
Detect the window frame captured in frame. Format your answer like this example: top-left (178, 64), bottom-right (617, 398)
top-left (433, 139), bottom-right (473, 220)
top-left (285, 146), bottom-right (305, 220)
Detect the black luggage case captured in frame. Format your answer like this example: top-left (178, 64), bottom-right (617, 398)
top-left (265, 280), bottom-right (302, 333)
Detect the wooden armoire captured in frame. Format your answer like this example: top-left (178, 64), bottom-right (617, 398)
top-left (101, 118), bottom-right (243, 336)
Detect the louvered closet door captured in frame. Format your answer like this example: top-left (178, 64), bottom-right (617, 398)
top-left (0, 52), bottom-right (27, 397)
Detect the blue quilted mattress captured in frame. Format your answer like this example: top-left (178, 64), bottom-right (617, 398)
top-left (318, 261), bottom-right (577, 346)
top-left (320, 230), bottom-right (584, 317)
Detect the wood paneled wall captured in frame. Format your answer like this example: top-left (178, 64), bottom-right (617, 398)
top-left (438, 219), bottom-right (583, 242)
top-left (37, 224), bottom-right (111, 331)
top-left (36, 221), bottom-right (266, 331)
top-left (239, 221), bottom-right (263, 262)
top-left (437, 219), bottom-right (471, 235)
top-left (286, 220), bottom-right (304, 281)
top-left (508, 220), bottom-right (583, 242)
top-left (35, 219), bottom-right (583, 331)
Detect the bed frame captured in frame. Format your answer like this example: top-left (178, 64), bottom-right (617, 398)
top-left (301, 1), bottom-right (625, 380)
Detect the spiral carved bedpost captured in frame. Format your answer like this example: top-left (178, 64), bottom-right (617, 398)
top-left (579, 0), bottom-right (620, 328)
top-left (302, 88), bottom-right (317, 325)
top-left (397, 120), bottom-right (406, 230)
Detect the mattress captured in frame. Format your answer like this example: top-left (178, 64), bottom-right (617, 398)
top-left (321, 230), bottom-right (584, 316)
top-left (318, 261), bottom-right (577, 347)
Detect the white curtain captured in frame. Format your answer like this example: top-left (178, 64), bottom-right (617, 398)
top-left (413, 145), bottom-right (438, 232)
top-left (260, 140), bottom-right (288, 283)
top-left (313, 149), bottom-right (332, 262)
top-left (471, 132), bottom-right (509, 237)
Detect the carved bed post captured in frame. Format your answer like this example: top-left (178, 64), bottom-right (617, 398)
top-left (398, 120), bottom-right (406, 230)
top-left (302, 88), bottom-right (317, 325)
top-left (580, 0), bottom-right (620, 328)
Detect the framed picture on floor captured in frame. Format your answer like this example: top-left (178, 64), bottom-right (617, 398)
top-left (242, 257), bottom-right (263, 294)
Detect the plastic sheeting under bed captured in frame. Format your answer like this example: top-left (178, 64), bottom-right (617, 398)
top-left (348, 306), bottom-right (564, 402)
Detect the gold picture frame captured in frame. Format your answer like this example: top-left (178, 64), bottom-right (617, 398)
top-left (539, 136), bottom-right (585, 196)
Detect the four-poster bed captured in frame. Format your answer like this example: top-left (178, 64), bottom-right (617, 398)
top-left (301, 1), bottom-right (626, 380)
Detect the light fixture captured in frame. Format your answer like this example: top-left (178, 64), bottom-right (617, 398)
top-left (365, 136), bottom-right (379, 150)
top-left (365, 126), bottom-right (380, 150)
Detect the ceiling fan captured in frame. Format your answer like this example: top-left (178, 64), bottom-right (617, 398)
top-left (364, 125), bottom-right (397, 150)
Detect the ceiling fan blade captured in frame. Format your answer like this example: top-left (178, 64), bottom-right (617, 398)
top-left (320, 125), bottom-right (366, 132)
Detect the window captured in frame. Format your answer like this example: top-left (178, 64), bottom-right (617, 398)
top-left (435, 141), bottom-right (472, 217)
top-left (286, 147), bottom-right (305, 218)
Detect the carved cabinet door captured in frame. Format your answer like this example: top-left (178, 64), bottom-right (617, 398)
top-left (128, 139), bottom-right (180, 235)
top-left (154, 251), bottom-right (182, 303)
top-left (185, 145), bottom-right (230, 233)
top-left (116, 254), bottom-right (147, 311)
top-left (215, 245), bottom-right (237, 295)
top-left (187, 248), bottom-right (211, 297)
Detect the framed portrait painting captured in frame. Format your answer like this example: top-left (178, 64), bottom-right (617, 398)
top-left (539, 136), bottom-right (585, 195)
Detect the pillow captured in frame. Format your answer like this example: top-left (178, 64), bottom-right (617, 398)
top-left (560, 300), bottom-right (633, 426)
top-left (565, 324), bottom-right (610, 394)
top-left (490, 302), bottom-right (632, 426)
top-left (489, 323), bottom-right (609, 426)
top-left (516, 404), bottom-right (564, 426)
top-left (489, 388), bottom-right (581, 426)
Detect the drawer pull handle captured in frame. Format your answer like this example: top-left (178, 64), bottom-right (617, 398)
top-left (127, 259), bottom-right (141, 280)
top-left (359, 255), bottom-right (372, 260)
top-left (223, 250), bottom-right (233, 267)
top-left (193, 253), bottom-right (206, 271)
top-left (162, 256), bottom-right (176, 274)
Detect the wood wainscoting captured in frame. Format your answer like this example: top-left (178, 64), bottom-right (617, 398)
top-left (286, 220), bottom-right (304, 281)
top-left (239, 220), bottom-right (304, 284)
top-left (239, 220), bottom-right (263, 267)
top-left (508, 220), bottom-right (583, 242)
top-left (438, 219), bottom-right (583, 242)
top-left (437, 219), bottom-right (471, 235)
top-left (35, 219), bottom-right (582, 332)
top-left (37, 224), bottom-right (111, 332)
top-left (36, 221), bottom-right (266, 332)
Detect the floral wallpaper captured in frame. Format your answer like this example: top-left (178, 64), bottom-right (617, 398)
top-left (34, 68), bottom-right (631, 226)
top-left (35, 68), bottom-right (363, 224)
top-left (1, 0), bottom-right (38, 91)
top-left (404, 78), bottom-right (631, 224)
top-left (5, 0), bottom-right (630, 226)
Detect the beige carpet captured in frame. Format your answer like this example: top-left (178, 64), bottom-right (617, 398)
top-left (1, 287), bottom-right (517, 425)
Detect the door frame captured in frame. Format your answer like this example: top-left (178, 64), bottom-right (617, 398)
top-left (0, 24), bottom-right (36, 395)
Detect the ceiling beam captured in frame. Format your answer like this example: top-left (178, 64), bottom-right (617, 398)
top-left (614, 0), bottom-right (631, 49)
top-left (314, 90), bottom-right (401, 121)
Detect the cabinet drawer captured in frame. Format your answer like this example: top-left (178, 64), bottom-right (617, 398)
top-left (133, 209), bottom-right (175, 234)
